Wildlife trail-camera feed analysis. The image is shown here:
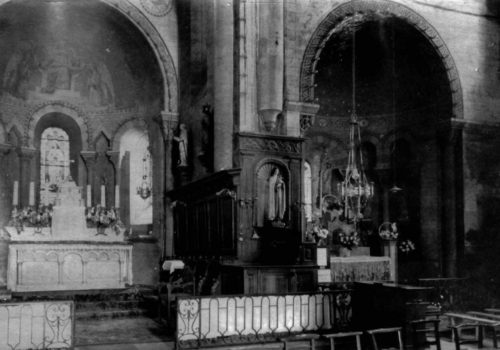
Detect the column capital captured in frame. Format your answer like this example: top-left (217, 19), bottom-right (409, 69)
top-left (285, 101), bottom-right (320, 134)
top-left (106, 151), bottom-right (120, 167)
top-left (160, 111), bottom-right (180, 140)
top-left (19, 147), bottom-right (37, 159)
top-left (80, 151), bottom-right (97, 165)
top-left (0, 143), bottom-right (13, 156)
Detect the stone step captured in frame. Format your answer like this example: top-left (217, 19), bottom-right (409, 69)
top-left (75, 299), bottom-right (141, 311)
top-left (76, 307), bottom-right (148, 320)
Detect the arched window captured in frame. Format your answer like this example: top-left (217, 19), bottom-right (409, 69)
top-left (119, 128), bottom-right (152, 226)
top-left (40, 127), bottom-right (70, 205)
top-left (304, 161), bottom-right (313, 222)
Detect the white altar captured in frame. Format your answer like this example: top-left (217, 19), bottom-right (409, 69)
top-left (4, 180), bottom-right (133, 292)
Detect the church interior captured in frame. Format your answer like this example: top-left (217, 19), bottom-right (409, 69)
top-left (0, 0), bottom-right (499, 349)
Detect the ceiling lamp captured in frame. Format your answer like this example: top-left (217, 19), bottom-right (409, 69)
top-left (338, 25), bottom-right (374, 223)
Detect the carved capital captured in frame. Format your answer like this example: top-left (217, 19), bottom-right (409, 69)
top-left (80, 151), bottom-right (97, 166)
top-left (106, 151), bottom-right (120, 167)
top-left (286, 101), bottom-right (320, 134)
top-left (0, 143), bottom-right (13, 156)
top-left (19, 147), bottom-right (37, 160)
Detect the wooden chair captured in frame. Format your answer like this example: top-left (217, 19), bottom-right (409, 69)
top-left (279, 333), bottom-right (320, 350)
top-left (366, 327), bottom-right (403, 350)
top-left (158, 268), bottom-right (195, 327)
top-left (410, 318), bottom-right (441, 350)
top-left (450, 323), bottom-right (498, 350)
top-left (322, 331), bottom-right (362, 350)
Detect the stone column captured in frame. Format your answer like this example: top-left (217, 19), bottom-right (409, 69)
top-left (257, 0), bottom-right (284, 132)
top-left (19, 148), bottom-right (37, 207)
top-left (106, 151), bottom-right (120, 207)
top-left (213, 0), bottom-right (234, 171)
top-left (0, 144), bottom-right (13, 226)
top-left (440, 127), bottom-right (462, 277)
top-left (81, 151), bottom-right (96, 207)
top-left (162, 111), bottom-right (179, 258)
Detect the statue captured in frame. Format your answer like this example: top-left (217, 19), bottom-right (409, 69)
top-left (173, 123), bottom-right (188, 167)
top-left (267, 167), bottom-right (286, 221)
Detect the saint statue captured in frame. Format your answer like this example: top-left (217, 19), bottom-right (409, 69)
top-left (267, 168), bottom-right (286, 221)
top-left (173, 123), bottom-right (188, 167)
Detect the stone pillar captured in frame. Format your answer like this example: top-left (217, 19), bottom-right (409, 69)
top-left (162, 111), bottom-right (179, 258)
top-left (213, 0), bottom-right (234, 171)
top-left (420, 138), bottom-right (441, 275)
top-left (81, 151), bottom-right (96, 207)
top-left (106, 151), bottom-right (120, 207)
top-left (257, 0), bottom-right (284, 132)
top-left (0, 144), bottom-right (13, 226)
top-left (19, 148), bottom-right (37, 207)
top-left (440, 127), bottom-right (462, 277)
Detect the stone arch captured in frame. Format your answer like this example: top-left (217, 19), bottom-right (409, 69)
top-left (99, 0), bottom-right (178, 114)
top-left (26, 102), bottom-right (90, 150)
top-left (111, 118), bottom-right (150, 152)
top-left (299, 0), bottom-right (463, 120)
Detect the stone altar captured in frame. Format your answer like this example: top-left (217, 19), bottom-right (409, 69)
top-left (4, 180), bottom-right (133, 292)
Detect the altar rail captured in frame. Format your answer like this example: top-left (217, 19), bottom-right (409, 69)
top-left (176, 290), bottom-right (352, 349)
top-left (0, 300), bottom-right (74, 350)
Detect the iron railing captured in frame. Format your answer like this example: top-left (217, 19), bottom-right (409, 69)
top-left (0, 300), bottom-right (74, 350)
top-left (176, 290), bottom-right (352, 349)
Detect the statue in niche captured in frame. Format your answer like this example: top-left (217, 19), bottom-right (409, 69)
top-left (267, 167), bottom-right (286, 222)
top-left (173, 124), bottom-right (188, 167)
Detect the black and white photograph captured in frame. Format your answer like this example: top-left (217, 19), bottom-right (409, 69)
top-left (0, 0), bottom-right (498, 349)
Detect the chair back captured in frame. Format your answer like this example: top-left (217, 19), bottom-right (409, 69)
top-left (366, 327), bottom-right (403, 350)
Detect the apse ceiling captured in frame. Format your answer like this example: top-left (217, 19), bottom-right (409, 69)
top-left (0, 0), bottom-right (163, 109)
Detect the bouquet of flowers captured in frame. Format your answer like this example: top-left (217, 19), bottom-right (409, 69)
top-left (338, 230), bottom-right (360, 250)
top-left (399, 239), bottom-right (416, 254)
top-left (86, 205), bottom-right (117, 228)
top-left (11, 205), bottom-right (53, 233)
top-left (379, 222), bottom-right (399, 240)
top-left (312, 225), bottom-right (329, 247)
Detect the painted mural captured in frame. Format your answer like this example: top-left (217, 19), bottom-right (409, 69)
top-left (3, 41), bottom-right (114, 107)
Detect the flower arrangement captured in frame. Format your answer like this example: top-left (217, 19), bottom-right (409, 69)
top-left (399, 239), bottom-right (416, 254)
top-left (312, 225), bottom-right (329, 246)
top-left (338, 230), bottom-right (360, 250)
top-left (85, 205), bottom-right (117, 228)
top-left (379, 222), bottom-right (399, 240)
top-left (11, 205), bottom-right (53, 233)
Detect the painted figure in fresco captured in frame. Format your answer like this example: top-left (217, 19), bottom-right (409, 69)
top-left (268, 167), bottom-right (286, 221)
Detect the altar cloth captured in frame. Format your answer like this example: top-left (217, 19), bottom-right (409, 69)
top-left (330, 256), bottom-right (391, 282)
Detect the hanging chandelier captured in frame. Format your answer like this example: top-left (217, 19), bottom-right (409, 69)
top-left (338, 26), bottom-right (374, 223)
top-left (137, 151), bottom-right (152, 200)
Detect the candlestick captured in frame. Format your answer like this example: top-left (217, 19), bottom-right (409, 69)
top-left (101, 185), bottom-right (105, 207)
top-left (13, 181), bottom-right (18, 206)
top-left (29, 181), bottom-right (35, 207)
top-left (115, 185), bottom-right (120, 208)
top-left (87, 185), bottom-right (92, 207)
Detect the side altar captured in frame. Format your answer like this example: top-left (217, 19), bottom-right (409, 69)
top-left (4, 180), bottom-right (132, 292)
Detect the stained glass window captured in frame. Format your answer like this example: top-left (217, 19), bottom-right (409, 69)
top-left (40, 127), bottom-right (70, 205)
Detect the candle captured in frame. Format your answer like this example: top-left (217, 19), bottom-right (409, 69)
top-left (13, 181), bottom-right (18, 206)
top-left (115, 185), bottom-right (120, 208)
top-left (87, 185), bottom-right (92, 207)
top-left (101, 185), bottom-right (105, 207)
top-left (29, 181), bottom-right (35, 207)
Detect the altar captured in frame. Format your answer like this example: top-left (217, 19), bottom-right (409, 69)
top-left (4, 180), bottom-right (133, 292)
top-left (329, 256), bottom-right (391, 283)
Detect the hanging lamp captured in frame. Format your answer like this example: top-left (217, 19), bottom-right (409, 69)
top-left (338, 25), bottom-right (374, 223)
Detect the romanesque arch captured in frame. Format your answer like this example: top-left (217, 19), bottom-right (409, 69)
top-left (300, 0), bottom-right (463, 120)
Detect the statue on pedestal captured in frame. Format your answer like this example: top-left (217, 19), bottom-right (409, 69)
top-left (267, 167), bottom-right (286, 222)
